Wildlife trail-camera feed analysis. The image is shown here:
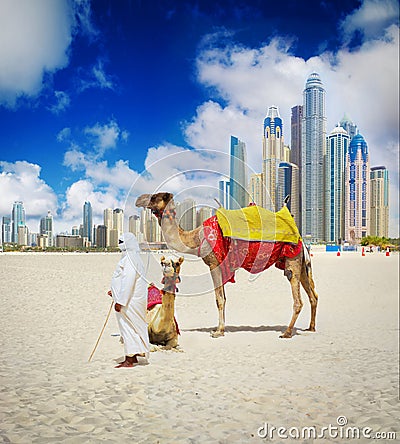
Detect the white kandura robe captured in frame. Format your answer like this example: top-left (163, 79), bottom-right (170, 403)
top-left (111, 233), bottom-right (150, 357)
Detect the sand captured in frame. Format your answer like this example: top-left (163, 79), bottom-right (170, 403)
top-left (0, 250), bottom-right (398, 443)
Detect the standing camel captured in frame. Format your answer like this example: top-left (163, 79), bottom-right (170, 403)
top-left (147, 256), bottom-right (183, 348)
top-left (136, 192), bottom-right (318, 339)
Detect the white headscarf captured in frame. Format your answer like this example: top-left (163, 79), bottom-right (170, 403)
top-left (118, 233), bottom-right (144, 274)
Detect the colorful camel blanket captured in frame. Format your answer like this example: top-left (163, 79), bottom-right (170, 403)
top-left (147, 284), bottom-right (180, 335)
top-left (203, 215), bottom-right (302, 286)
top-left (216, 205), bottom-right (301, 243)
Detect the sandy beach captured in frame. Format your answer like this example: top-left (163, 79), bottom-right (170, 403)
top-left (0, 250), bottom-right (398, 443)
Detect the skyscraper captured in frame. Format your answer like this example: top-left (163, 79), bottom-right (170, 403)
top-left (370, 166), bottom-right (389, 238)
top-left (325, 127), bottom-right (350, 243)
top-left (301, 72), bottom-right (327, 243)
top-left (83, 201), bottom-right (93, 243)
top-left (40, 211), bottom-right (54, 247)
top-left (277, 162), bottom-right (300, 227)
top-left (96, 225), bottom-right (107, 248)
top-left (229, 135), bottom-right (248, 210)
top-left (176, 199), bottom-right (197, 231)
top-left (262, 106), bottom-right (285, 211)
top-left (2, 216), bottom-right (12, 244)
top-left (345, 133), bottom-right (370, 243)
top-left (248, 173), bottom-right (263, 206)
top-left (104, 208), bottom-right (113, 246)
top-left (11, 201), bottom-right (26, 243)
top-left (291, 105), bottom-right (303, 231)
top-left (339, 114), bottom-right (358, 141)
top-left (218, 179), bottom-right (230, 209)
top-left (113, 208), bottom-right (124, 238)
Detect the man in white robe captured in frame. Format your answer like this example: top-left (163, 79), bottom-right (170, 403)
top-left (108, 233), bottom-right (150, 368)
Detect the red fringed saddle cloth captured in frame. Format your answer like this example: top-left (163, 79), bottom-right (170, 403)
top-left (203, 215), bottom-right (302, 286)
top-left (147, 284), bottom-right (180, 335)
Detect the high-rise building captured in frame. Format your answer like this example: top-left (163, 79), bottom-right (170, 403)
top-left (248, 173), bottom-right (264, 206)
top-left (142, 208), bottom-right (161, 242)
top-left (176, 199), bottom-right (197, 231)
top-left (218, 179), bottom-right (230, 209)
top-left (129, 215), bottom-right (141, 236)
top-left (325, 127), bottom-right (350, 243)
top-left (104, 208), bottom-right (113, 246)
top-left (339, 114), bottom-right (358, 141)
top-left (113, 208), bottom-right (124, 238)
top-left (345, 133), bottom-right (370, 243)
top-left (291, 105), bottom-right (303, 231)
top-left (301, 72), bottom-right (327, 243)
top-left (197, 207), bottom-right (213, 226)
top-left (18, 225), bottom-right (28, 246)
top-left (71, 226), bottom-right (79, 236)
top-left (277, 162), bottom-right (300, 227)
top-left (229, 135), bottom-right (248, 210)
top-left (2, 216), bottom-right (12, 244)
top-left (11, 201), bottom-right (26, 243)
top-left (370, 166), bottom-right (389, 238)
top-left (262, 106), bottom-right (285, 211)
top-left (40, 211), bottom-right (54, 247)
top-left (96, 225), bottom-right (107, 248)
top-left (83, 201), bottom-right (93, 243)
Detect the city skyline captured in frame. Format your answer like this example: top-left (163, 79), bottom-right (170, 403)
top-left (0, 1), bottom-right (398, 237)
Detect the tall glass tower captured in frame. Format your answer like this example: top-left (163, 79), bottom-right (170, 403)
top-left (83, 201), bottom-right (93, 243)
top-left (345, 133), bottom-right (370, 243)
top-left (11, 201), bottom-right (26, 243)
top-left (262, 106), bottom-right (285, 211)
top-left (301, 72), bottom-right (326, 243)
top-left (229, 135), bottom-right (248, 209)
top-left (218, 179), bottom-right (230, 209)
top-left (325, 126), bottom-right (350, 243)
top-left (291, 105), bottom-right (303, 231)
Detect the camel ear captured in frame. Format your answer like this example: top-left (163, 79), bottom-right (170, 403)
top-left (178, 257), bottom-right (184, 264)
top-left (160, 256), bottom-right (165, 263)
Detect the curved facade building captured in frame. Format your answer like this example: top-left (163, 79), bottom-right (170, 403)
top-left (301, 72), bottom-right (326, 243)
top-left (262, 105), bottom-right (285, 211)
top-left (345, 133), bottom-right (370, 243)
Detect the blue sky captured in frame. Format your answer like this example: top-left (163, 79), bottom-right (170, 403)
top-left (0, 0), bottom-right (399, 236)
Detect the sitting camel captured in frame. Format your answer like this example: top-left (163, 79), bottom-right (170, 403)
top-left (147, 256), bottom-right (184, 348)
top-left (136, 192), bottom-right (318, 339)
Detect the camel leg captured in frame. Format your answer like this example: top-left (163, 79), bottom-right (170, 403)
top-left (211, 285), bottom-right (226, 338)
top-left (281, 257), bottom-right (303, 338)
top-left (300, 263), bottom-right (318, 332)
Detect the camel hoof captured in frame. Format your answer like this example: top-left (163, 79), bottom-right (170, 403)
top-left (211, 330), bottom-right (224, 338)
top-left (279, 331), bottom-right (292, 339)
top-left (305, 327), bottom-right (316, 332)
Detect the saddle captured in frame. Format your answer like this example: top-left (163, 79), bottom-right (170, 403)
top-left (216, 205), bottom-right (300, 244)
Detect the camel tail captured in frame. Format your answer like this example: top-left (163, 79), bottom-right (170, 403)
top-left (303, 243), bottom-right (312, 276)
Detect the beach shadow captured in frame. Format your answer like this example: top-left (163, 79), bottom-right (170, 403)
top-left (182, 325), bottom-right (301, 336)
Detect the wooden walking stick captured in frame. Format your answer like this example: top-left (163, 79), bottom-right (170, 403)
top-left (88, 299), bottom-right (114, 362)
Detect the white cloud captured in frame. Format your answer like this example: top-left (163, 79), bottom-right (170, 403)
top-left (0, 0), bottom-right (68, 106)
top-left (78, 59), bottom-right (115, 93)
top-left (0, 161), bottom-right (58, 232)
top-left (84, 120), bottom-right (125, 155)
top-left (48, 90), bottom-right (70, 114)
top-left (340, 0), bottom-right (399, 43)
top-left (0, 0), bottom-right (96, 107)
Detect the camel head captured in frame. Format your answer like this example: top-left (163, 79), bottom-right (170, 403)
top-left (135, 192), bottom-right (174, 220)
top-left (160, 256), bottom-right (184, 293)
